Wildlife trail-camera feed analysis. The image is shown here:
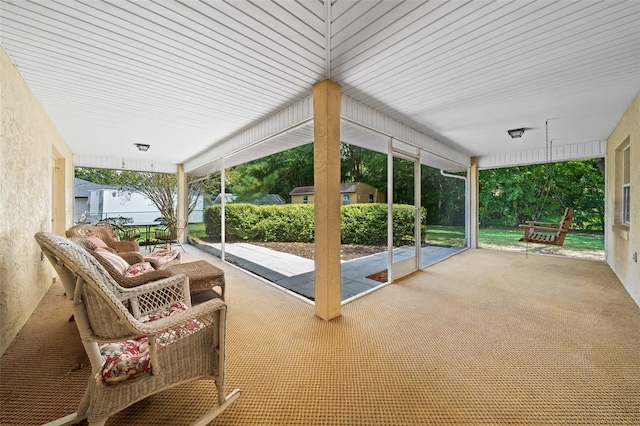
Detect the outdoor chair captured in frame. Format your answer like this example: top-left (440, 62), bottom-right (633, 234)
top-left (35, 232), bottom-right (239, 426)
top-left (152, 219), bottom-right (187, 253)
top-left (113, 224), bottom-right (141, 242)
top-left (519, 207), bottom-right (573, 246)
top-left (66, 223), bottom-right (140, 253)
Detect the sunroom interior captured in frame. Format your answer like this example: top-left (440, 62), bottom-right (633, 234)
top-left (1, 0), bottom-right (639, 424)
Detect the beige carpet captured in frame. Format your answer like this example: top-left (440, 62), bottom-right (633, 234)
top-left (2, 249), bottom-right (639, 425)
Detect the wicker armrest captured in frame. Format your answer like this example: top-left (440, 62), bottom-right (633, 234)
top-left (118, 252), bottom-right (145, 265)
top-left (131, 297), bottom-right (227, 336)
top-left (120, 273), bottom-right (191, 318)
top-left (144, 257), bottom-right (163, 269)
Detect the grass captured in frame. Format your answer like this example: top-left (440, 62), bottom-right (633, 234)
top-left (188, 222), bottom-right (604, 257)
top-left (478, 227), bottom-right (604, 252)
top-left (424, 225), bottom-right (466, 246)
top-left (188, 222), bottom-right (207, 238)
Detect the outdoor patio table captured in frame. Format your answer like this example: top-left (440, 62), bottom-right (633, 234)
top-left (123, 222), bottom-right (161, 252)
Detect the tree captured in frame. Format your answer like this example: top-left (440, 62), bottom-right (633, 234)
top-left (227, 144), bottom-right (314, 202)
top-left (74, 167), bottom-right (220, 222)
top-left (479, 159), bottom-right (604, 230)
top-left (421, 166), bottom-right (465, 226)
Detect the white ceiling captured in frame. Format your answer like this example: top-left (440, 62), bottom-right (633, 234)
top-left (2, 0), bottom-right (639, 172)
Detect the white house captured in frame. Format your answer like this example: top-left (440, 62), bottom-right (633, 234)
top-left (74, 178), bottom-right (206, 224)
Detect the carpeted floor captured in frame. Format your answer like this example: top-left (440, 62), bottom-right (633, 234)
top-left (2, 248), bottom-right (639, 425)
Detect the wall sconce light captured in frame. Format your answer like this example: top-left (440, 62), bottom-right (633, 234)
top-left (135, 143), bottom-right (150, 152)
top-left (507, 128), bottom-right (525, 139)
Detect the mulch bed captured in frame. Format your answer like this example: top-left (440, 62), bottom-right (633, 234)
top-left (201, 238), bottom-right (387, 261)
top-left (366, 270), bottom-right (388, 283)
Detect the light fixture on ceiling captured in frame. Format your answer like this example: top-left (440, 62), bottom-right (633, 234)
top-left (507, 128), bottom-right (525, 139)
top-left (135, 143), bottom-right (150, 152)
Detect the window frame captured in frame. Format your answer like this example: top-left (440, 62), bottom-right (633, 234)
top-left (622, 146), bottom-right (630, 226)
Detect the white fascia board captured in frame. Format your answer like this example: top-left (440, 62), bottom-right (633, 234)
top-left (183, 95), bottom-right (314, 174)
top-left (477, 140), bottom-right (606, 170)
top-left (73, 154), bottom-right (177, 173)
top-left (340, 95), bottom-right (470, 168)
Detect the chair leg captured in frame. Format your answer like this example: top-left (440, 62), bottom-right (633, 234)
top-left (192, 388), bottom-right (240, 426)
top-left (42, 385), bottom-right (91, 426)
top-left (42, 412), bottom-right (89, 426)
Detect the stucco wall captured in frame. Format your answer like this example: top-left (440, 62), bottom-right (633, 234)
top-left (0, 47), bottom-right (74, 355)
top-left (606, 92), bottom-right (640, 308)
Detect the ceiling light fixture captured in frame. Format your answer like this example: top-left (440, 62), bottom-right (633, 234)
top-left (135, 143), bottom-right (150, 152)
top-left (507, 128), bottom-right (525, 139)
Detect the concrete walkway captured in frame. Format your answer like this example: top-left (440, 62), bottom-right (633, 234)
top-left (193, 240), bottom-right (466, 301)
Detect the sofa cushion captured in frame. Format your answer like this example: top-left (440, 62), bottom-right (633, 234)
top-left (95, 247), bottom-right (129, 274)
top-left (87, 237), bottom-right (109, 249)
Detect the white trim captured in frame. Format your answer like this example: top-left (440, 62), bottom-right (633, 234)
top-left (341, 95), bottom-right (470, 167)
top-left (477, 140), bottom-right (606, 169)
top-left (183, 95), bottom-right (314, 174)
top-left (325, 0), bottom-right (332, 79)
top-left (73, 154), bottom-right (177, 173)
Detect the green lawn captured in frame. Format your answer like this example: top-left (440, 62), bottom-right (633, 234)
top-left (188, 222), bottom-right (207, 238)
top-left (424, 225), bottom-right (466, 246)
top-left (424, 225), bottom-right (603, 256)
top-left (478, 227), bottom-right (604, 252)
top-left (189, 222), bottom-right (604, 256)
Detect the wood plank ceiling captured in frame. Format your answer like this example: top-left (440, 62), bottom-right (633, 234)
top-left (1, 0), bottom-right (639, 170)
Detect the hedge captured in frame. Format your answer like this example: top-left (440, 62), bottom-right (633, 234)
top-left (204, 203), bottom-right (426, 246)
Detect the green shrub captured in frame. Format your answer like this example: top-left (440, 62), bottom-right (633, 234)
top-left (204, 206), bottom-right (221, 237)
top-left (203, 203), bottom-right (425, 245)
top-left (340, 204), bottom-right (387, 245)
top-left (204, 204), bottom-right (314, 242)
top-left (204, 204), bottom-right (261, 240)
top-left (340, 204), bottom-right (426, 245)
top-left (252, 204), bottom-right (315, 242)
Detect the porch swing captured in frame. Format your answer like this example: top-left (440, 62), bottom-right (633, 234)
top-left (519, 207), bottom-right (573, 246)
top-left (517, 120), bottom-right (573, 247)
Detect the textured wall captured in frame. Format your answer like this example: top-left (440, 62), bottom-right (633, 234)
top-left (0, 47), bottom-right (74, 355)
top-left (606, 92), bottom-right (640, 308)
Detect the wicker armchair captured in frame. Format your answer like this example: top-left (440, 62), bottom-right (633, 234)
top-left (66, 223), bottom-right (140, 253)
top-left (35, 232), bottom-right (239, 426)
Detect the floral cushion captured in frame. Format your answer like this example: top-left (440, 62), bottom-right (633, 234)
top-left (98, 302), bottom-right (203, 384)
top-left (145, 249), bottom-right (180, 266)
top-left (124, 262), bottom-right (154, 277)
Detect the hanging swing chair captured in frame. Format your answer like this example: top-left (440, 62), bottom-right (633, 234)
top-left (519, 207), bottom-right (573, 246)
top-left (516, 121), bottom-right (574, 247)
